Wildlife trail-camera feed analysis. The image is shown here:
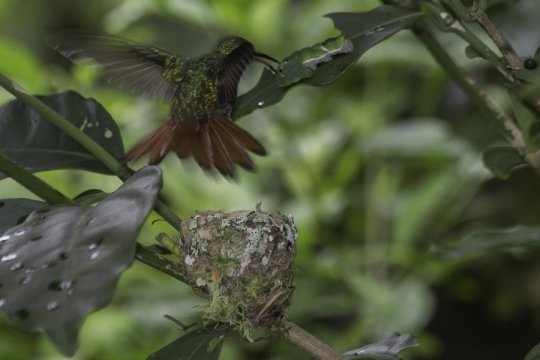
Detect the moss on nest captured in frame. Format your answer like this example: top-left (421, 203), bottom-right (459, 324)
top-left (163, 208), bottom-right (297, 340)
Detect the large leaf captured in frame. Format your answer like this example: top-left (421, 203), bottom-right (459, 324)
top-left (147, 326), bottom-right (225, 360)
top-left (343, 333), bottom-right (419, 360)
top-left (0, 90), bottom-right (124, 178)
top-left (0, 166), bottom-right (161, 356)
top-left (442, 225), bottom-right (540, 259)
top-left (233, 5), bottom-right (422, 118)
top-left (0, 198), bottom-right (46, 234)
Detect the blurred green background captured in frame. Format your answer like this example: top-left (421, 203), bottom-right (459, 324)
top-left (1, 0), bottom-right (540, 359)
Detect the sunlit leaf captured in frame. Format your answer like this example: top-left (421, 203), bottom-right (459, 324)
top-left (442, 225), bottom-right (540, 259)
top-left (0, 166), bottom-right (161, 356)
top-left (0, 90), bottom-right (124, 178)
top-left (343, 333), bottom-right (419, 360)
top-left (147, 326), bottom-right (225, 360)
top-left (233, 5), bottom-right (422, 118)
top-left (0, 198), bottom-right (46, 234)
top-left (482, 145), bottom-right (525, 179)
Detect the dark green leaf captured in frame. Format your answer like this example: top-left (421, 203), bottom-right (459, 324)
top-left (343, 333), bottom-right (419, 360)
top-left (442, 225), bottom-right (540, 259)
top-left (147, 327), bottom-right (225, 360)
top-left (525, 343), bottom-right (540, 360)
top-left (0, 90), bottom-right (124, 178)
top-left (0, 199), bottom-right (47, 234)
top-left (482, 145), bottom-right (525, 179)
top-left (0, 166), bottom-right (161, 356)
top-left (233, 5), bottom-right (422, 118)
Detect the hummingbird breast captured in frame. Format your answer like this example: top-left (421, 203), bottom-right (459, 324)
top-left (171, 59), bottom-right (226, 125)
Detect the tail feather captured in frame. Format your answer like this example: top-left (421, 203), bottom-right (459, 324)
top-left (207, 125), bottom-right (235, 177)
top-left (214, 124), bottom-right (255, 170)
top-left (213, 117), bottom-right (267, 156)
top-left (123, 122), bottom-right (175, 165)
top-left (190, 123), bottom-right (213, 171)
top-left (123, 117), bottom-right (266, 178)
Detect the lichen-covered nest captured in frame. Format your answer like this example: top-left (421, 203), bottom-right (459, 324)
top-left (173, 209), bottom-right (297, 339)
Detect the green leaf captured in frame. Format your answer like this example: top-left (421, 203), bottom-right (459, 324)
top-left (514, 67), bottom-right (540, 83)
top-left (233, 5), bottom-right (422, 118)
top-left (343, 333), bottom-right (419, 359)
top-left (482, 145), bottom-right (525, 179)
top-left (0, 199), bottom-right (46, 234)
top-left (0, 90), bottom-right (124, 178)
top-left (510, 92), bottom-right (538, 145)
top-left (442, 225), bottom-right (540, 259)
top-left (0, 166), bottom-right (161, 356)
top-left (147, 327), bottom-right (225, 360)
top-left (525, 343), bottom-right (540, 360)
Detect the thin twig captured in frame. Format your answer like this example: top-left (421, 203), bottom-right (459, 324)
top-left (468, 2), bottom-right (522, 70)
top-left (281, 319), bottom-right (343, 360)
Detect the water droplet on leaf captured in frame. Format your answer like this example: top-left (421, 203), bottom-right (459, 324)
top-left (9, 262), bottom-right (23, 271)
top-left (257, 101), bottom-right (265, 107)
top-left (46, 301), bottom-right (59, 311)
top-left (104, 129), bottom-right (113, 138)
top-left (13, 229), bottom-right (25, 236)
top-left (19, 276), bottom-right (31, 285)
top-left (1, 253), bottom-right (17, 262)
top-left (89, 251), bottom-right (100, 261)
top-left (88, 238), bottom-right (103, 251)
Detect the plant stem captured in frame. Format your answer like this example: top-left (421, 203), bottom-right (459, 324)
top-left (281, 319), bottom-right (343, 360)
top-left (411, 24), bottom-right (540, 176)
top-left (0, 152), bottom-right (72, 205)
top-left (0, 72), bottom-right (182, 228)
top-left (467, 2), bottom-right (522, 69)
top-left (135, 244), bottom-right (189, 283)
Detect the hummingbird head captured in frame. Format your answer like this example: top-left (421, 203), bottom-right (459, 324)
top-left (214, 36), bottom-right (252, 57)
top-left (214, 36), bottom-right (278, 74)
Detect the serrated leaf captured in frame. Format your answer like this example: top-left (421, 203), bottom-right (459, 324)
top-left (147, 327), bottom-right (225, 360)
top-left (0, 166), bottom-right (161, 356)
top-left (442, 225), bottom-right (540, 259)
top-left (233, 5), bottom-right (422, 118)
top-left (0, 199), bottom-right (47, 234)
top-left (525, 343), bottom-right (540, 360)
top-left (482, 145), bottom-right (525, 179)
top-left (0, 90), bottom-right (124, 178)
top-left (343, 333), bottom-right (419, 360)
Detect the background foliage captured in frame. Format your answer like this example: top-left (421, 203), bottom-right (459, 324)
top-left (1, 0), bottom-right (540, 359)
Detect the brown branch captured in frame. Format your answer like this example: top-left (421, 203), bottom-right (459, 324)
top-left (281, 319), bottom-right (343, 360)
top-left (468, 2), bottom-right (522, 70)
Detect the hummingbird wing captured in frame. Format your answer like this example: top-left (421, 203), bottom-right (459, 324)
top-left (217, 41), bottom-right (255, 103)
top-left (46, 30), bottom-right (182, 101)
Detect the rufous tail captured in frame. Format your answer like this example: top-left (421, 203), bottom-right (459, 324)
top-left (123, 117), bottom-right (266, 178)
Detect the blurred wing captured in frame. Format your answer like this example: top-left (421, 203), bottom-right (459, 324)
top-left (46, 30), bottom-right (182, 101)
top-left (217, 41), bottom-right (254, 103)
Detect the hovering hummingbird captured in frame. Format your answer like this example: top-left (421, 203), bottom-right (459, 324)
top-left (46, 31), bottom-right (277, 178)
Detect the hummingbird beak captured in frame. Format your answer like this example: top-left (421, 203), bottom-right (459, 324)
top-left (253, 52), bottom-right (279, 74)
